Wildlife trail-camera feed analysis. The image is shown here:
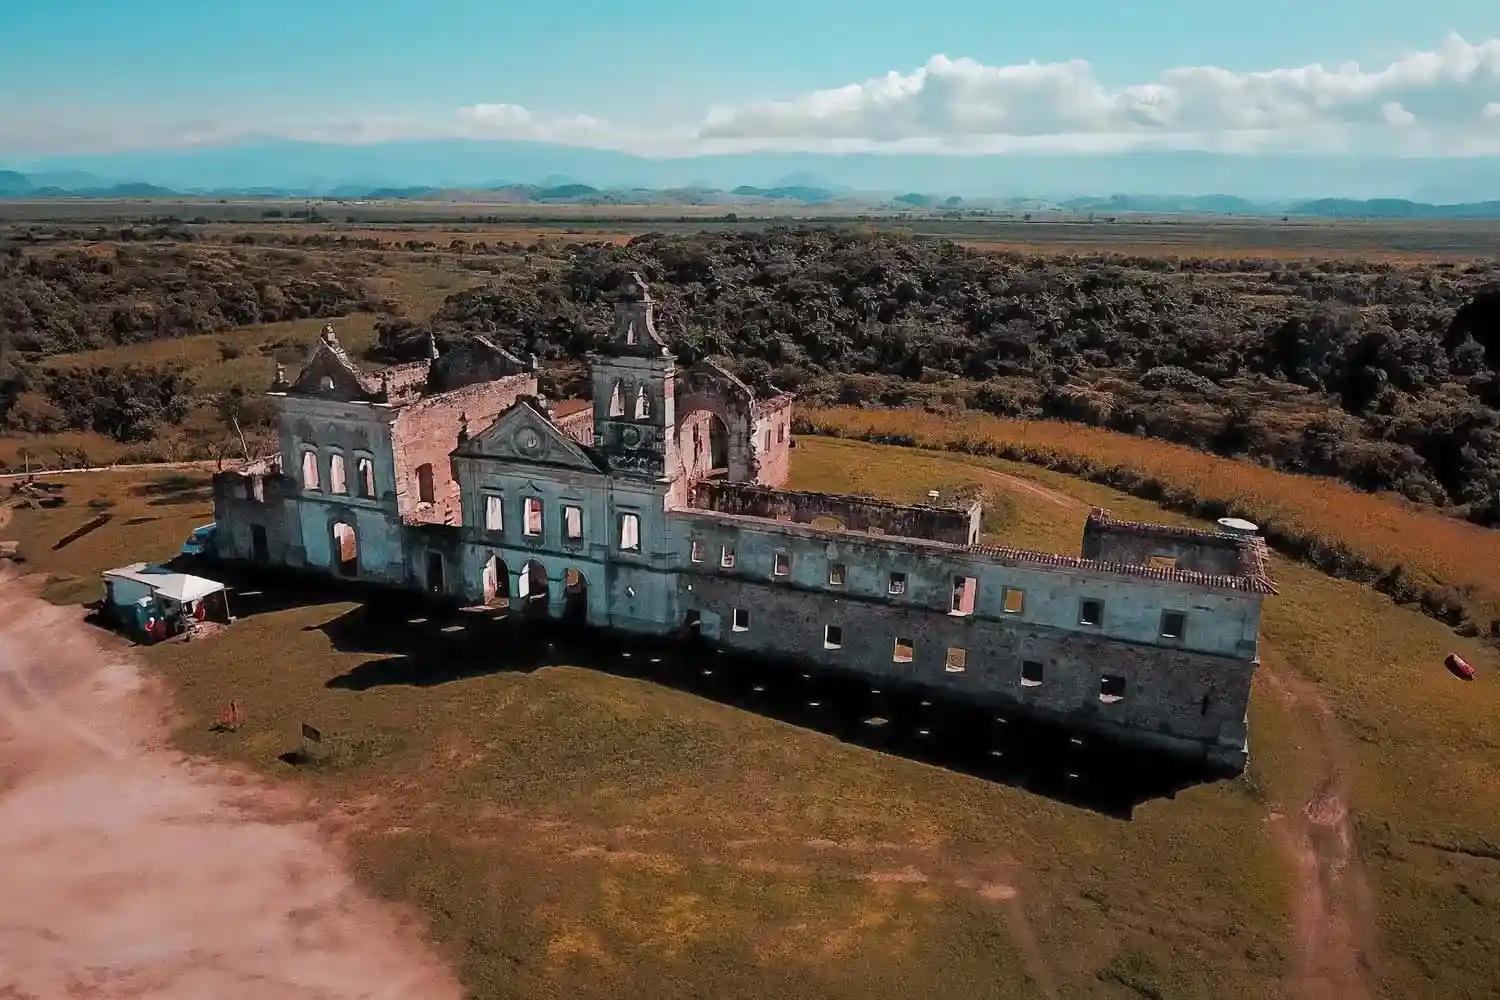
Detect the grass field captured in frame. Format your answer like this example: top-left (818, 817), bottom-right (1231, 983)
top-left (5, 436), bottom-right (1498, 999)
top-left (804, 406), bottom-right (1500, 638)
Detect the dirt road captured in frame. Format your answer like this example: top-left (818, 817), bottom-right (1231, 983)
top-left (0, 570), bottom-right (462, 1000)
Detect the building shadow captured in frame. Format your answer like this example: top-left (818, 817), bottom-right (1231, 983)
top-left (310, 593), bottom-right (1224, 819)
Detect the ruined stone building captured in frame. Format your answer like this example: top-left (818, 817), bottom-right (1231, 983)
top-left (215, 277), bottom-right (1273, 771)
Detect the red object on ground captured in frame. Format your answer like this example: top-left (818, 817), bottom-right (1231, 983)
top-left (1446, 653), bottom-right (1476, 681)
top-left (194, 602), bottom-right (207, 621)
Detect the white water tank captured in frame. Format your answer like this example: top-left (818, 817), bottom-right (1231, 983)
top-left (1217, 517), bottom-right (1260, 536)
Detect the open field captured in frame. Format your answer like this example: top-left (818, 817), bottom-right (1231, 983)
top-left (804, 406), bottom-right (1500, 637)
top-left (5, 199), bottom-right (1500, 259)
top-left (5, 436), bottom-right (1497, 998)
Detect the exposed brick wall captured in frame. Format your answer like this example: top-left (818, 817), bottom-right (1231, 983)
top-left (393, 374), bottom-right (536, 524)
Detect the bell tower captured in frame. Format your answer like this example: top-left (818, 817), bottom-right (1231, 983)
top-left (589, 274), bottom-right (678, 481)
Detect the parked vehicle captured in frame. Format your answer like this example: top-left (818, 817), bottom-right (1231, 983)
top-left (180, 523), bottom-right (217, 557)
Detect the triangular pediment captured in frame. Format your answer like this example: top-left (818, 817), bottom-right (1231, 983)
top-left (288, 334), bottom-right (378, 400)
top-left (457, 400), bottom-right (605, 473)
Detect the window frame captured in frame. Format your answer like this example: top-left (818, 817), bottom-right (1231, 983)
top-left (828, 562), bottom-right (846, 587)
top-left (328, 451), bottom-right (348, 495)
top-left (1001, 586), bottom-right (1025, 615)
top-left (483, 492), bottom-right (504, 532)
top-left (887, 571), bottom-right (907, 596)
top-left (720, 545), bottom-right (736, 569)
top-left (618, 511), bottom-right (641, 552)
top-left (1099, 674), bottom-right (1127, 703)
top-left (355, 455), bottom-right (376, 498)
top-left (563, 504), bottom-right (584, 542)
top-left (690, 539), bottom-right (705, 563)
top-left (1020, 660), bottom-right (1044, 687)
top-left (523, 496), bottom-right (544, 537)
top-left (732, 607), bottom-right (750, 632)
top-left (301, 448), bottom-right (320, 491)
top-left (945, 646), bottom-right (968, 673)
top-left (824, 624), bottom-right (843, 650)
top-left (773, 551), bottom-right (791, 577)
top-left (1078, 598), bottom-right (1104, 627)
top-left (892, 636), bottom-right (915, 663)
top-left (1160, 609), bottom-right (1187, 641)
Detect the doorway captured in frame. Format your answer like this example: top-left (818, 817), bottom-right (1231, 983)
top-left (425, 550), bottom-right (445, 594)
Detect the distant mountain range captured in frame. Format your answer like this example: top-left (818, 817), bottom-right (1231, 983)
top-left (5, 164), bottom-right (1500, 219)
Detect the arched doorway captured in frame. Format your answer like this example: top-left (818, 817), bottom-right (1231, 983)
top-left (482, 555), bottom-right (510, 607)
top-left (562, 568), bottom-right (588, 624)
top-left (517, 560), bottom-right (549, 618)
top-left (677, 409), bottom-right (731, 480)
top-left (331, 521), bottom-right (358, 575)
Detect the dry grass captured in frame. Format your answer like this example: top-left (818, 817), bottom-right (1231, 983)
top-left (803, 406), bottom-right (1500, 633)
top-left (4, 440), bottom-right (1498, 999)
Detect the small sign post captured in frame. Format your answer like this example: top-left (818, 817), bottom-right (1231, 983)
top-left (300, 722), bottom-right (323, 762)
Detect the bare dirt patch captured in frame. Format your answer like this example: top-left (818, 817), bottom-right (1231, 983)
top-left (0, 570), bottom-right (461, 1000)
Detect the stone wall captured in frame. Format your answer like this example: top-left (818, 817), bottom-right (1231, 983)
top-left (689, 480), bottom-right (982, 545)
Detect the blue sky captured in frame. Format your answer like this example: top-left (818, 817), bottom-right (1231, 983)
top-left (2, 0), bottom-right (1499, 194)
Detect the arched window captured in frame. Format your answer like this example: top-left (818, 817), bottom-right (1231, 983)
top-left (319, 375), bottom-right (335, 392)
top-left (356, 456), bottom-right (375, 498)
top-left (634, 385), bottom-right (651, 420)
top-left (329, 452), bottom-right (347, 494)
top-left (608, 380), bottom-right (625, 417)
top-left (301, 449), bottom-right (320, 491)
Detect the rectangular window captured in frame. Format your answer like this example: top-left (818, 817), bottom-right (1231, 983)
top-left (778, 423), bottom-right (786, 443)
top-left (356, 456), bottom-right (375, 498)
top-left (1160, 610), bottom-right (1186, 640)
top-left (523, 497), bottom-right (543, 536)
top-left (893, 637), bottom-right (914, 663)
top-left (690, 539), bottom-right (704, 563)
top-left (824, 624), bottom-right (843, 649)
top-left (619, 512), bottom-right (640, 552)
top-left (564, 504), bottom-right (584, 541)
top-left (1100, 675), bottom-right (1126, 703)
top-left (301, 449), bottom-right (320, 491)
top-left (1020, 660), bottom-right (1044, 687)
top-left (732, 607), bottom-right (750, 632)
top-left (887, 571), bottom-right (907, 596)
top-left (950, 575), bottom-right (976, 616)
top-left (484, 493), bottom-right (504, 531)
top-left (1079, 598), bottom-right (1104, 627)
top-left (721, 546), bottom-right (736, 569)
top-left (828, 563), bottom-right (846, 587)
top-left (1148, 554), bottom-right (1177, 570)
top-left (945, 646), bottom-right (968, 673)
top-left (763, 429), bottom-right (772, 450)
top-left (416, 463), bottom-right (435, 504)
top-left (1002, 587), bottom-right (1025, 615)
top-left (773, 551), bottom-right (791, 577)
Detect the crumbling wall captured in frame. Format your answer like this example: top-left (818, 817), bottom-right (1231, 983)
top-left (393, 373), bottom-right (536, 524)
top-left (751, 395), bottom-right (794, 487)
top-left (689, 480), bottom-right (981, 545)
top-left (1081, 509), bottom-right (1258, 578)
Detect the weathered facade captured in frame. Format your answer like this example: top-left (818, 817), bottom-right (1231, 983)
top-left (215, 281), bottom-right (1273, 772)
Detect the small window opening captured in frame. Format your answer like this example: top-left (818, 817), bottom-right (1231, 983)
top-left (328, 453), bottom-right (347, 494)
top-left (732, 607), bottom-right (750, 632)
top-left (1160, 610), bottom-right (1186, 640)
top-left (1148, 553), bottom-right (1177, 570)
top-left (824, 625), bottom-right (843, 649)
top-left (828, 563), bottom-right (846, 587)
top-left (301, 449), bottom-right (320, 491)
top-left (319, 375), bottom-right (335, 392)
top-left (356, 456), bottom-right (375, 498)
top-left (484, 493), bottom-right (504, 531)
top-left (619, 512), bottom-right (640, 552)
top-left (763, 429), bottom-right (772, 450)
top-left (1002, 587), bottom-right (1024, 615)
top-left (1100, 675), bottom-right (1126, 703)
top-left (564, 505), bottom-right (583, 541)
top-left (950, 575), bottom-right (976, 616)
top-left (609, 380), bottom-right (625, 417)
top-left (778, 423), bottom-right (786, 443)
top-left (1020, 660), bottom-right (1044, 687)
top-left (1079, 598), bottom-right (1103, 627)
top-left (523, 497), bottom-right (543, 536)
top-left (773, 551), bottom-right (791, 577)
top-left (416, 463), bottom-right (435, 504)
top-left (634, 385), bottom-right (651, 420)
top-left (721, 546), bottom-right (736, 569)
top-left (887, 572), bottom-right (907, 596)
top-left (893, 637), bottom-right (914, 663)
top-left (945, 647), bottom-right (968, 673)
top-left (690, 539), bottom-right (704, 563)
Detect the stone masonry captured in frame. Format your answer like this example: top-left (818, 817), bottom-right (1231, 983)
top-left (214, 282), bottom-right (1273, 772)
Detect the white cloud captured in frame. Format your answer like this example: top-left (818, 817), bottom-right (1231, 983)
top-left (1484, 102), bottom-right (1500, 120)
top-left (698, 35), bottom-right (1500, 154)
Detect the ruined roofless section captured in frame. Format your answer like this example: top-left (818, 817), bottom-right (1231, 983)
top-left (689, 480), bottom-right (982, 546)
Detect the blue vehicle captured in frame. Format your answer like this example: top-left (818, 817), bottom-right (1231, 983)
top-left (180, 522), bottom-right (217, 557)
